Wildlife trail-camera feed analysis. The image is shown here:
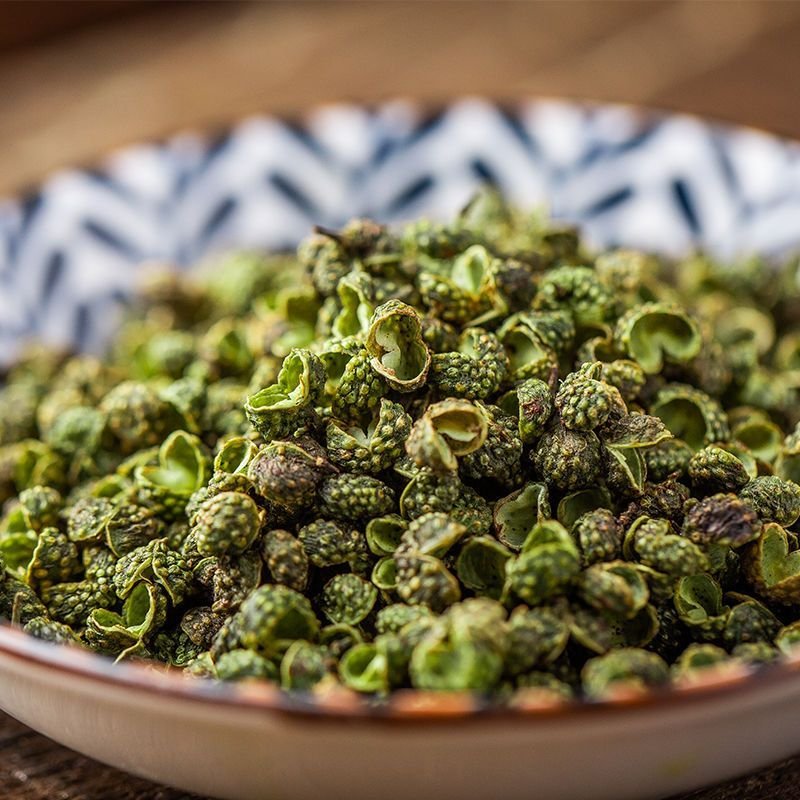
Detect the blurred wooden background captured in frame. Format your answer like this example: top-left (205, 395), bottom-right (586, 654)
top-left (2, 0), bottom-right (800, 194)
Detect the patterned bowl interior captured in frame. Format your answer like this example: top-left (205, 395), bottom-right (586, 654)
top-left (1, 97), bottom-right (800, 368)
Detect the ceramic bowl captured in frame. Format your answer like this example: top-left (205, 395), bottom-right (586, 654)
top-left (2, 98), bottom-right (800, 800)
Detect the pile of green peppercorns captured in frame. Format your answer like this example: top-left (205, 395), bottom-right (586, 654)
top-left (3, 191), bottom-right (800, 702)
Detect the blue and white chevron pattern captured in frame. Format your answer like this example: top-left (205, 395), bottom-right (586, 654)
top-left (1, 98), bottom-right (800, 365)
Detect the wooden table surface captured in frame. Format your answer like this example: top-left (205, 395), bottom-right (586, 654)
top-left (2, 1), bottom-right (800, 798)
top-left (2, 0), bottom-right (800, 194)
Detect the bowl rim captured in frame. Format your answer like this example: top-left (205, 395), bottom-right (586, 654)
top-left (2, 623), bottom-right (800, 723)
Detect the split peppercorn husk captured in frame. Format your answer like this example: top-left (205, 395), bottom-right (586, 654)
top-left (6, 192), bottom-right (800, 702)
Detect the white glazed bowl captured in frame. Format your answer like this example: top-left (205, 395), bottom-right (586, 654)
top-left (2, 626), bottom-right (800, 800)
top-left (2, 98), bottom-right (800, 799)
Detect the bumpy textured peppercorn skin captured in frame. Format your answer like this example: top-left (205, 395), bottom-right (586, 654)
top-left (505, 521), bottom-right (580, 607)
top-left (220, 584), bottom-right (320, 659)
top-left (318, 474), bottom-right (395, 522)
top-left (0, 573), bottom-right (47, 624)
top-left (260, 529), bottom-right (309, 591)
top-left (248, 438), bottom-right (334, 514)
top-left (535, 265), bottom-right (615, 328)
top-left (192, 491), bottom-right (262, 557)
top-left (399, 468), bottom-right (461, 520)
top-left (24, 616), bottom-right (81, 646)
top-left (297, 519), bottom-right (367, 572)
top-left (644, 439), bottom-right (694, 482)
top-left (574, 509), bottom-right (622, 566)
top-left (326, 400), bottom-right (411, 474)
top-left (416, 245), bottom-right (495, 325)
top-left (402, 219), bottom-right (478, 260)
top-left (41, 580), bottom-right (115, 626)
top-left (450, 485), bottom-right (493, 536)
top-left (505, 606), bottom-right (569, 676)
top-left (626, 517), bottom-right (709, 577)
top-left (375, 603), bottom-right (432, 635)
top-left (26, 528), bottom-right (80, 591)
top-left (99, 381), bottom-right (178, 455)
top-left (199, 551), bottom-right (262, 615)
top-left (400, 512), bottom-right (467, 558)
top-left (420, 316), bottom-right (460, 354)
top-left (113, 538), bottom-right (192, 605)
top-left (36, 385), bottom-right (99, 455)
top-left (66, 497), bottom-right (115, 544)
top-left (733, 641), bottom-right (778, 665)
top-left (430, 328), bottom-right (508, 400)
top-left (104, 503), bottom-right (162, 558)
top-left (532, 425), bottom-right (602, 491)
top-left (460, 404), bottom-right (522, 485)
top-left (599, 411), bottom-right (671, 450)
top-left (578, 561), bottom-right (649, 620)
top-left (518, 309), bottom-right (577, 355)
top-left (42, 406), bottom-right (107, 476)
top-left (83, 546), bottom-right (117, 584)
top-left (640, 603), bottom-right (687, 663)
top-left (395, 552), bottom-right (461, 612)
top-left (298, 233), bottom-right (349, 297)
top-left (682, 494), bottom-right (761, 548)
top-left (507, 545), bottom-right (579, 607)
top-left (17, 486), bottom-right (63, 531)
top-left (688, 446), bottom-right (751, 495)
top-left (723, 597), bottom-right (781, 647)
top-left (618, 479), bottom-right (691, 532)
top-left (555, 362), bottom-right (615, 432)
top-left (320, 574), bottom-right (378, 625)
top-left (150, 630), bottom-right (204, 668)
top-left (185, 471), bottom-right (254, 526)
top-left (599, 359), bottom-right (646, 404)
top-left (740, 476), bottom-right (800, 526)
top-left (331, 349), bottom-right (388, 421)
top-left (180, 606), bottom-right (225, 649)
top-left (571, 604), bottom-right (621, 655)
